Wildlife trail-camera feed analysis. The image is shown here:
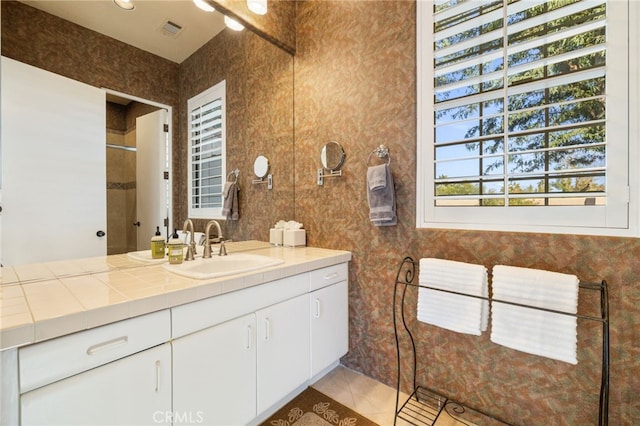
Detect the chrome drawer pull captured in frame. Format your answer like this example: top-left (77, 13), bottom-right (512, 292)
top-left (246, 325), bottom-right (253, 350)
top-left (314, 299), bottom-right (321, 318)
top-left (155, 360), bottom-right (161, 392)
top-left (86, 336), bottom-right (128, 355)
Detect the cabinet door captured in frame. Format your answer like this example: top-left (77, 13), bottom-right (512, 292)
top-left (256, 293), bottom-right (310, 414)
top-left (310, 281), bottom-right (349, 377)
top-left (20, 343), bottom-right (171, 426)
top-left (173, 313), bottom-right (256, 426)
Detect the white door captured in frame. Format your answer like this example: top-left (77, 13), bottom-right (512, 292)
top-left (172, 313), bottom-right (257, 425)
top-left (256, 294), bottom-right (310, 415)
top-left (1, 57), bottom-right (106, 266)
top-left (136, 109), bottom-right (168, 250)
top-left (21, 343), bottom-right (171, 426)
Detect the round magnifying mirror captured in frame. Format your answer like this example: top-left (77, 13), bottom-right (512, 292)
top-left (253, 155), bottom-right (270, 178)
top-left (320, 141), bottom-right (346, 172)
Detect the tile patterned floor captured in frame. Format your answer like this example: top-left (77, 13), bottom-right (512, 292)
top-left (312, 365), bottom-right (468, 426)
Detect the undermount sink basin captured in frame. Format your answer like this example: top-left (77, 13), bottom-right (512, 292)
top-left (162, 253), bottom-right (284, 279)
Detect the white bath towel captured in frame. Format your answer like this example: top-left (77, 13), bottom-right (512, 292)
top-left (418, 258), bottom-right (488, 335)
top-left (490, 265), bottom-right (579, 364)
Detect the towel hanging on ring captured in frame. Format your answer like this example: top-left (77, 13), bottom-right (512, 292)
top-left (222, 170), bottom-right (240, 220)
top-left (366, 145), bottom-right (396, 226)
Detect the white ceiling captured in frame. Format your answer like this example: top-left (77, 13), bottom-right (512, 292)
top-left (20, 0), bottom-right (227, 63)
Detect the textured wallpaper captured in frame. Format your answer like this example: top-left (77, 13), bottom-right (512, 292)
top-left (0, 1), bottom-right (179, 109)
top-left (294, 1), bottom-right (639, 425)
top-left (177, 27), bottom-right (295, 241)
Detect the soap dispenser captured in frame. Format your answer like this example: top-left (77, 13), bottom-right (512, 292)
top-left (151, 226), bottom-right (165, 259)
top-left (167, 229), bottom-right (184, 264)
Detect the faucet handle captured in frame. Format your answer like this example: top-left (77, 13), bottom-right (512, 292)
top-left (203, 240), bottom-right (213, 258)
top-left (219, 239), bottom-right (227, 256)
top-left (184, 241), bottom-right (196, 261)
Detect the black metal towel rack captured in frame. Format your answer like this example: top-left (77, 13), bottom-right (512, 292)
top-left (392, 257), bottom-right (609, 426)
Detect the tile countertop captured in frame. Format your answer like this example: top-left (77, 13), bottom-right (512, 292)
top-left (0, 241), bottom-right (352, 351)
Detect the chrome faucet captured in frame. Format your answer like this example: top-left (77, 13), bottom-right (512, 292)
top-left (182, 219), bottom-right (196, 261)
top-left (203, 220), bottom-right (227, 258)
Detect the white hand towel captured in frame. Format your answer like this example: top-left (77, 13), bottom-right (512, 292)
top-left (490, 265), bottom-right (579, 364)
top-left (418, 258), bottom-right (488, 335)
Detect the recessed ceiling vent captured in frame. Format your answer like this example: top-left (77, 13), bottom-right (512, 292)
top-left (158, 20), bottom-right (184, 38)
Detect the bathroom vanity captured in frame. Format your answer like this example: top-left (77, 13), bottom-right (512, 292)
top-left (0, 241), bottom-right (351, 426)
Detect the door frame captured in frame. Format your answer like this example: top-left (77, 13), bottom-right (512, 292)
top-left (103, 88), bottom-right (173, 247)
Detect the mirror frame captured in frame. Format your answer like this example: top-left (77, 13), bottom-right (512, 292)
top-left (209, 0), bottom-right (296, 55)
top-left (253, 155), bottom-right (270, 178)
top-left (321, 141), bottom-right (346, 172)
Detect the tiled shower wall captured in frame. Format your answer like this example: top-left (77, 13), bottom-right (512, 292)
top-left (294, 1), bottom-right (639, 424)
top-left (106, 102), bottom-right (136, 255)
top-left (105, 101), bottom-right (161, 254)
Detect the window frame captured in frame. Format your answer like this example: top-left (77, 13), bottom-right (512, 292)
top-left (416, 0), bottom-right (640, 237)
top-left (187, 80), bottom-right (227, 220)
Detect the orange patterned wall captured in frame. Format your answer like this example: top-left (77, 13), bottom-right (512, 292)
top-left (294, 1), bottom-right (639, 424)
top-left (0, 1), bottom-right (178, 111)
top-left (177, 26), bottom-right (295, 241)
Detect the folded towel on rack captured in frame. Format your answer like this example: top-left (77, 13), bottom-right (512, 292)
top-left (221, 181), bottom-right (239, 220)
top-left (367, 164), bottom-right (387, 190)
top-left (490, 265), bottom-right (579, 364)
top-left (367, 164), bottom-right (396, 226)
top-left (417, 258), bottom-right (488, 335)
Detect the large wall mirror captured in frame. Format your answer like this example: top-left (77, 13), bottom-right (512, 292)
top-left (0, 1), bottom-right (294, 267)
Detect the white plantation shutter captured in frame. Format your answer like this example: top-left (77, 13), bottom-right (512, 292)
top-left (417, 0), bottom-right (634, 235)
top-left (188, 80), bottom-right (226, 219)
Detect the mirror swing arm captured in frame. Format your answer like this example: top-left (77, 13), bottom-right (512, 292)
top-left (317, 167), bottom-right (342, 186)
top-left (252, 174), bottom-right (273, 190)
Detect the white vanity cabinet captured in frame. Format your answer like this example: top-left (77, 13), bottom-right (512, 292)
top-left (21, 344), bottom-right (171, 426)
top-left (18, 311), bottom-right (171, 426)
top-left (309, 263), bottom-right (349, 378)
top-left (172, 313), bottom-right (257, 426)
top-left (8, 258), bottom-right (350, 426)
top-left (171, 273), bottom-right (311, 424)
top-left (256, 293), bottom-right (310, 414)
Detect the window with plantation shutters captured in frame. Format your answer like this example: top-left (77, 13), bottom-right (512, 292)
top-left (417, 0), bottom-right (638, 236)
top-left (188, 80), bottom-right (226, 219)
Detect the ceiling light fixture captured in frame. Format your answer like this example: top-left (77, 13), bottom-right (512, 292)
top-left (193, 0), bottom-right (215, 13)
top-left (113, 0), bottom-right (135, 11)
top-left (247, 0), bottom-right (267, 15)
top-left (224, 16), bottom-right (245, 31)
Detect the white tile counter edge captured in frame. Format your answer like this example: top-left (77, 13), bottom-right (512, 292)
top-left (0, 241), bottom-right (351, 350)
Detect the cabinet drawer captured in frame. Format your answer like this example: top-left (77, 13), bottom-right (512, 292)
top-left (309, 263), bottom-right (348, 291)
top-left (19, 310), bottom-right (170, 393)
top-left (172, 274), bottom-right (309, 339)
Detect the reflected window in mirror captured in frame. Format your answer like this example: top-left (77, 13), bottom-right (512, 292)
top-left (188, 80), bottom-right (227, 219)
